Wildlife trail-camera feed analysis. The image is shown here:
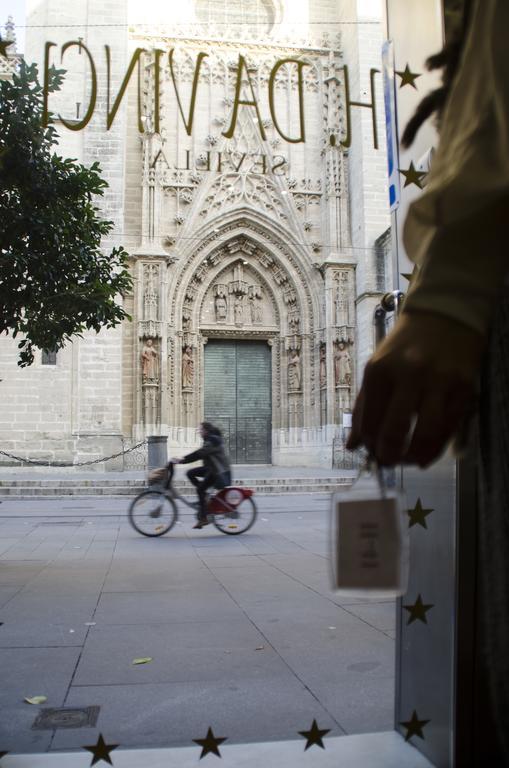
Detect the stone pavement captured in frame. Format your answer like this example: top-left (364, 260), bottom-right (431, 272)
top-left (0, 493), bottom-right (395, 757)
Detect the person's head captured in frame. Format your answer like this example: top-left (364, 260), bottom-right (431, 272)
top-left (200, 421), bottom-right (221, 438)
top-left (146, 339), bottom-right (153, 347)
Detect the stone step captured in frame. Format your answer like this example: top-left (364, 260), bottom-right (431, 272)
top-left (0, 477), bottom-right (352, 498)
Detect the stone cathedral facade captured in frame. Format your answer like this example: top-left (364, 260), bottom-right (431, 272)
top-left (0, 1), bottom-right (390, 467)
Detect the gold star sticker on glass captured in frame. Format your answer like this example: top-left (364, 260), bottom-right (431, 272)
top-left (193, 727), bottom-right (227, 759)
top-left (399, 162), bottom-right (426, 189)
top-left (401, 265), bottom-right (419, 289)
top-left (400, 710), bottom-right (430, 741)
top-left (404, 594), bottom-right (434, 625)
top-left (298, 719), bottom-right (331, 750)
top-left (82, 734), bottom-right (119, 766)
top-left (407, 498), bottom-right (433, 529)
top-left (396, 64), bottom-right (421, 89)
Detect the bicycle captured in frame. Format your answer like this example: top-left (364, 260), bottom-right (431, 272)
top-left (128, 461), bottom-right (258, 537)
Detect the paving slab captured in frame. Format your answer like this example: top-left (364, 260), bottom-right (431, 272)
top-left (0, 562), bottom-right (50, 586)
top-left (93, 590), bottom-right (241, 625)
top-left (0, 619), bottom-right (89, 648)
top-left (0, 586), bottom-right (22, 609)
top-left (0, 646), bottom-right (82, 751)
top-left (73, 639), bottom-right (295, 687)
top-left (343, 602), bottom-right (396, 633)
top-left (0, 495), bottom-right (396, 754)
top-left (0, 594), bottom-right (98, 624)
top-left (49, 677), bottom-right (342, 750)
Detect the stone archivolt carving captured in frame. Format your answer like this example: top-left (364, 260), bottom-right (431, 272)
top-left (182, 345), bottom-right (195, 389)
top-left (169, 221), bottom-right (315, 337)
top-left (288, 310), bottom-right (300, 334)
top-left (228, 262), bottom-right (249, 297)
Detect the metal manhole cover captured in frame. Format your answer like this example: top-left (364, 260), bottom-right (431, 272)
top-left (32, 706), bottom-right (100, 730)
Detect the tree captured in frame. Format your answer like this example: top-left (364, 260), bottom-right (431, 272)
top-left (0, 60), bottom-right (132, 366)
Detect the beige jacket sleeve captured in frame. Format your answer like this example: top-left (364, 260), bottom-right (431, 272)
top-left (402, 0), bottom-right (509, 336)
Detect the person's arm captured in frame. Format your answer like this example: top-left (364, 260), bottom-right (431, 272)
top-left (401, 0), bottom-right (509, 336)
top-left (348, 2), bottom-right (509, 467)
top-left (179, 436), bottom-right (221, 464)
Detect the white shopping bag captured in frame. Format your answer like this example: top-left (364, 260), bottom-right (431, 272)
top-left (330, 464), bottom-right (409, 598)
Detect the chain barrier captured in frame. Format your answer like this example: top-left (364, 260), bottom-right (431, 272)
top-left (0, 441), bottom-right (147, 468)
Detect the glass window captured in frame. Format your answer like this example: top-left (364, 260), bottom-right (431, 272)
top-left (196, 0), bottom-right (275, 35)
top-left (41, 349), bottom-right (57, 365)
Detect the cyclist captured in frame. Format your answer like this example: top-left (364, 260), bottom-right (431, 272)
top-left (172, 422), bottom-right (232, 529)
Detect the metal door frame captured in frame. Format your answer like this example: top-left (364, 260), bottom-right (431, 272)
top-left (203, 338), bottom-right (273, 464)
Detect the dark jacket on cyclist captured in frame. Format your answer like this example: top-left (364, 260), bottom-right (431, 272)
top-left (180, 431), bottom-right (232, 522)
top-left (180, 432), bottom-right (231, 481)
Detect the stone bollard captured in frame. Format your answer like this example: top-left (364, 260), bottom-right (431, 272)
top-left (147, 435), bottom-right (168, 471)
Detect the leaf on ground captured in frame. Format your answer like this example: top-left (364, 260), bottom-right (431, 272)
top-left (132, 657), bottom-right (153, 665)
top-left (24, 696), bottom-right (47, 705)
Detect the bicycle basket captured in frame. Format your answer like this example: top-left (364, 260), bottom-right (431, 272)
top-left (148, 466), bottom-right (169, 486)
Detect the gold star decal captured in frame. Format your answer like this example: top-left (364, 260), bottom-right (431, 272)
top-left (404, 594), bottom-right (434, 625)
top-left (298, 719), bottom-right (331, 750)
top-left (400, 710), bottom-right (430, 741)
top-left (399, 162), bottom-right (426, 189)
top-left (407, 498), bottom-right (433, 529)
top-left (396, 64), bottom-right (421, 89)
top-left (0, 37), bottom-right (12, 58)
top-left (401, 265), bottom-right (419, 289)
top-left (82, 734), bottom-right (119, 766)
top-left (193, 727), bottom-right (227, 759)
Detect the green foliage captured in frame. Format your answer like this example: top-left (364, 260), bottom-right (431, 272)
top-left (0, 60), bottom-right (133, 366)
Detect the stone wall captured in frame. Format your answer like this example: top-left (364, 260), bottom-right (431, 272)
top-left (1, 0), bottom-right (391, 467)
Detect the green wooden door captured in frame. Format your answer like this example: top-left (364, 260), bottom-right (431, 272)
top-left (204, 340), bottom-right (272, 463)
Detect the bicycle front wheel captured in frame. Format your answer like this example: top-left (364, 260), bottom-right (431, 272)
top-left (128, 490), bottom-right (177, 537)
top-left (213, 497), bottom-right (258, 535)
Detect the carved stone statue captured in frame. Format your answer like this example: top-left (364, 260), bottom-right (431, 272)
top-left (234, 296), bottom-right (244, 325)
top-left (334, 286), bottom-right (349, 326)
top-left (141, 338), bottom-right (159, 383)
top-left (143, 264), bottom-right (159, 322)
top-left (249, 295), bottom-right (263, 324)
top-left (319, 345), bottom-right (326, 388)
top-left (182, 346), bottom-right (194, 389)
top-left (214, 294), bottom-right (227, 321)
top-left (334, 341), bottom-right (352, 386)
top-left (288, 349), bottom-right (301, 391)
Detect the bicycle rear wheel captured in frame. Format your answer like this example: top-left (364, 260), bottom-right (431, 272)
top-left (128, 489), bottom-right (177, 537)
top-left (212, 496), bottom-right (257, 535)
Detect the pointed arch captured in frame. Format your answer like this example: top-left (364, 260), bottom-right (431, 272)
top-left (168, 210), bottom-right (321, 335)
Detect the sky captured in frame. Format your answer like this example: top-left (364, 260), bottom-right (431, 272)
top-left (2, 0), bottom-right (26, 52)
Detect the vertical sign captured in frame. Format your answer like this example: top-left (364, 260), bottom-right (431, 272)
top-left (382, 40), bottom-right (400, 212)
